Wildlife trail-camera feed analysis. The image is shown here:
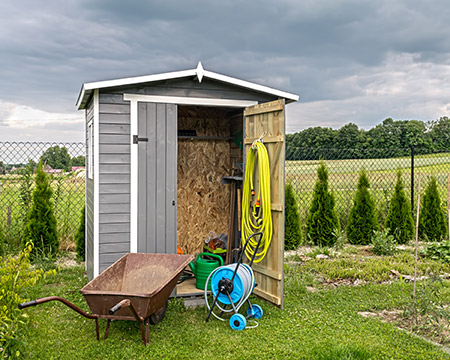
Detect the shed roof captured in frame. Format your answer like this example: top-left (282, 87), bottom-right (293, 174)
top-left (77, 62), bottom-right (299, 109)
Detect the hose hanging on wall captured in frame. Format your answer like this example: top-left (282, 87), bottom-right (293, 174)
top-left (241, 135), bottom-right (272, 263)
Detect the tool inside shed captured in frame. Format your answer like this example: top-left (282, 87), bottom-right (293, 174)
top-left (204, 232), bottom-right (264, 330)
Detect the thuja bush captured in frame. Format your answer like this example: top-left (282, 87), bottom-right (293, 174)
top-left (306, 161), bottom-right (339, 246)
top-left (419, 177), bottom-right (447, 242)
top-left (285, 182), bottom-right (302, 250)
top-left (346, 169), bottom-right (378, 245)
top-left (385, 171), bottom-right (414, 244)
top-left (24, 162), bottom-right (59, 258)
top-left (75, 205), bottom-right (86, 260)
top-left (0, 243), bottom-right (56, 356)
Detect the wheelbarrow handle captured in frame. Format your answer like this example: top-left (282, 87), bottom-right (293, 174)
top-left (18, 296), bottom-right (98, 320)
top-left (18, 300), bottom-right (38, 309)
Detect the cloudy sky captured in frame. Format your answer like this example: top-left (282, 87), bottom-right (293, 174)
top-left (1, 0), bottom-right (450, 141)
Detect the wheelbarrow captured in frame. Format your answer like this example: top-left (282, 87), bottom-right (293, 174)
top-left (19, 253), bottom-right (194, 345)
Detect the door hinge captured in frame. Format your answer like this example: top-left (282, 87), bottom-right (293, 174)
top-left (133, 135), bottom-right (148, 144)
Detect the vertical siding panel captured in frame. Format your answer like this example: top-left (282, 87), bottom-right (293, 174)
top-left (156, 103), bottom-right (167, 253)
top-left (147, 103), bottom-right (157, 253)
top-left (137, 102), bottom-right (147, 252)
top-left (165, 103), bottom-right (177, 254)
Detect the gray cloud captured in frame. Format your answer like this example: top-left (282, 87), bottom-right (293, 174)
top-left (1, 0), bottom-right (450, 141)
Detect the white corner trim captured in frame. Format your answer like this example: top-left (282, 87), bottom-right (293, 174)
top-left (93, 89), bottom-right (100, 277)
top-left (123, 94), bottom-right (258, 108)
top-left (196, 61), bottom-right (204, 83)
top-left (129, 99), bottom-right (138, 253)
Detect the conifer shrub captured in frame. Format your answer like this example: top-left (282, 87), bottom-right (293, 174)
top-left (306, 161), bottom-right (339, 246)
top-left (346, 169), bottom-right (378, 245)
top-left (75, 205), bottom-right (86, 260)
top-left (285, 182), bottom-right (302, 250)
top-left (0, 222), bottom-right (4, 256)
top-left (419, 177), bottom-right (447, 242)
top-left (24, 162), bottom-right (59, 258)
top-left (385, 170), bottom-right (414, 244)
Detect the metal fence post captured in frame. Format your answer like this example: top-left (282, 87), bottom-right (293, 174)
top-left (411, 145), bottom-right (415, 213)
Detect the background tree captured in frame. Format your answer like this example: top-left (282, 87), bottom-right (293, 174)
top-left (306, 161), bottom-right (339, 246)
top-left (71, 155), bottom-right (85, 167)
top-left (75, 205), bottom-right (85, 260)
top-left (0, 161), bottom-right (5, 175)
top-left (25, 162), bottom-right (58, 257)
top-left (40, 146), bottom-right (71, 171)
top-left (385, 171), bottom-right (414, 244)
top-left (346, 169), bottom-right (378, 245)
top-left (418, 177), bottom-right (447, 241)
top-left (285, 182), bottom-right (302, 250)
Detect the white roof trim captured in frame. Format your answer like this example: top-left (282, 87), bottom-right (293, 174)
top-left (77, 62), bottom-right (299, 109)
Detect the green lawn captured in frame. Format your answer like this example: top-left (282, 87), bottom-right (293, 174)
top-left (15, 247), bottom-right (450, 360)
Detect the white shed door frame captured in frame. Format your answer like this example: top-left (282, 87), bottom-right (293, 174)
top-left (123, 94), bottom-right (257, 254)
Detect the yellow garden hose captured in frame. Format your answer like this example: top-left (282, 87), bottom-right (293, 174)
top-left (241, 139), bottom-right (272, 263)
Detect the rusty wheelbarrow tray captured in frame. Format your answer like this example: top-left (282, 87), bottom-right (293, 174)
top-left (19, 253), bottom-right (194, 344)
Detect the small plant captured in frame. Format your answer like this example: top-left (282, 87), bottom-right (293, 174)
top-left (421, 241), bottom-right (450, 263)
top-left (306, 161), bottom-right (339, 246)
top-left (75, 205), bottom-right (86, 260)
top-left (372, 229), bottom-right (397, 256)
top-left (346, 169), bottom-right (378, 245)
top-left (0, 242), bottom-right (56, 356)
top-left (385, 170), bottom-right (414, 244)
top-left (24, 161), bottom-right (59, 259)
top-left (285, 182), bottom-right (302, 250)
top-left (419, 177), bottom-right (447, 242)
top-left (403, 275), bottom-right (449, 333)
top-left (333, 229), bottom-right (347, 250)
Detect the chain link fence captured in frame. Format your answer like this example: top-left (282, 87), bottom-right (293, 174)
top-left (0, 142), bottom-right (85, 251)
top-left (286, 147), bottom-right (450, 238)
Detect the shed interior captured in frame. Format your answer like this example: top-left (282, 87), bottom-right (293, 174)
top-left (176, 105), bottom-right (243, 255)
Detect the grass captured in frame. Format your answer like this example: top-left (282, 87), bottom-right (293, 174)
top-left (13, 247), bottom-right (450, 360)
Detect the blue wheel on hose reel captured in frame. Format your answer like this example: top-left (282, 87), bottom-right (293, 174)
top-left (230, 313), bottom-right (246, 330)
top-left (246, 304), bottom-right (263, 319)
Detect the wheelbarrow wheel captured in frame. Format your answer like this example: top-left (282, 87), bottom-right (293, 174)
top-left (149, 301), bottom-right (168, 325)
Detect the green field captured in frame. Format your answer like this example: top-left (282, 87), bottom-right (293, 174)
top-left (0, 173), bottom-right (84, 251)
top-left (286, 153), bottom-right (450, 238)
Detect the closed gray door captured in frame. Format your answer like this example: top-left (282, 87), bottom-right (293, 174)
top-left (137, 102), bottom-right (177, 253)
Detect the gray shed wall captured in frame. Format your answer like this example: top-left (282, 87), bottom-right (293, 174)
top-left (98, 93), bottom-right (131, 272)
top-left (85, 99), bottom-right (94, 279)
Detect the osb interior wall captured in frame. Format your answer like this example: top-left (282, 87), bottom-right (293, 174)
top-left (177, 106), bottom-right (231, 254)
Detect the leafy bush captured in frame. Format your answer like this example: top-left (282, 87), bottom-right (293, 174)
top-left (0, 222), bottom-right (4, 257)
top-left (418, 177), bottom-right (447, 242)
top-left (0, 243), bottom-right (56, 356)
top-left (75, 205), bottom-right (86, 260)
top-left (306, 161), bottom-right (339, 246)
top-left (372, 229), bottom-right (397, 256)
top-left (285, 182), bottom-right (302, 250)
top-left (385, 170), bottom-right (414, 244)
top-left (24, 162), bottom-right (59, 258)
top-left (421, 241), bottom-right (450, 263)
top-left (346, 169), bottom-right (378, 245)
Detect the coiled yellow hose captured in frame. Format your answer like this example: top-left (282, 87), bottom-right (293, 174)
top-left (241, 141), bottom-right (272, 263)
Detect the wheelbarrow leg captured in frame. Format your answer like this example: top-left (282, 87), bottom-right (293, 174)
top-left (104, 319), bottom-right (111, 340)
top-left (95, 318), bottom-right (100, 340)
top-left (140, 317), bottom-right (150, 345)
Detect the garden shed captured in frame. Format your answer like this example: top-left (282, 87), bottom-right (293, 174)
top-left (77, 62), bottom-right (298, 306)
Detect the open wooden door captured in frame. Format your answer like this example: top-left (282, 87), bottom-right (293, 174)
top-left (244, 99), bottom-right (285, 307)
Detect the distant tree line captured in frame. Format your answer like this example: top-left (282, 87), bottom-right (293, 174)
top-left (286, 117), bottom-right (450, 160)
